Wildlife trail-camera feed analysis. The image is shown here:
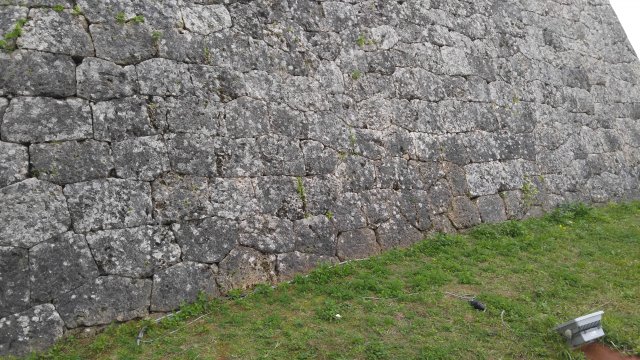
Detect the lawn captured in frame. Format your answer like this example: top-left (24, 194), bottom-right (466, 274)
top-left (25, 202), bottom-right (640, 360)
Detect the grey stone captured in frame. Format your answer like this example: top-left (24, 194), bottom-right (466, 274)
top-left (182, 4), bottom-right (231, 35)
top-left (151, 262), bottom-right (219, 312)
top-left (337, 228), bottom-right (380, 261)
top-left (214, 137), bottom-right (265, 177)
top-left (302, 140), bottom-right (339, 175)
top-left (55, 276), bottom-right (151, 328)
top-left (90, 23), bottom-right (156, 65)
top-left (238, 215), bottom-right (295, 254)
top-left (476, 194), bottom-right (508, 224)
top-left (449, 196), bottom-right (481, 229)
top-left (76, 57), bottom-right (138, 101)
top-left (377, 215), bottom-right (424, 250)
top-left (30, 140), bottom-right (114, 185)
top-left (152, 173), bottom-right (213, 222)
top-left (86, 226), bottom-right (180, 278)
top-left (29, 232), bottom-right (99, 303)
top-left (0, 247), bottom-right (29, 317)
top-left (210, 177), bottom-right (258, 220)
top-left (225, 97), bottom-right (270, 138)
top-left (464, 160), bottom-right (533, 197)
top-left (0, 50), bottom-right (76, 97)
top-left (1, 97), bottom-right (92, 143)
top-left (257, 135), bottom-right (305, 176)
top-left (18, 9), bottom-right (93, 57)
top-left (253, 176), bottom-right (305, 220)
top-left (164, 96), bottom-right (224, 136)
top-left (0, 6), bottom-right (27, 36)
top-left (0, 141), bottom-right (27, 188)
top-left (165, 133), bottom-right (218, 177)
top-left (277, 252), bottom-right (338, 281)
top-left (113, 135), bottom-right (170, 181)
top-left (172, 217), bottom-right (237, 264)
top-left (501, 190), bottom-right (526, 220)
top-left (64, 179), bottom-right (152, 233)
top-left (77, 0), bottom-right (182, 28)
top-left (92, 97), bottom-right (155, 142)
top-left (137, 58), bottom-right (192, 96)
top-left (217, 247), bottom-right (276, 293)
top-left (0, 304), bottom-right (64, 357)
top-left (0, 179), bottom-right (70, 248)
top-left (294, 215), bottom-right (337, 256)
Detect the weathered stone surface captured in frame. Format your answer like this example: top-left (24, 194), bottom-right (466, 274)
top-left (476, 194), bottom-right (508, 224)
top-left (163, 96), bottom-right (224, 136)
top-left (182, 4), bottom-right (231, 35)
top-left (77, 0), bottom-right (182, 28)
top-left (294, 215), bottom-right (337, 256)
top-left (0, 141), bottom-right (27, 188)
top-left (92, 97), bottom-right (155, 142)
top-left (1, 97), bottom-right (92, 143)
top-left (90, 23), bottom-right (156, 65)
top-left (172, 217), bottom-right (237, 264)
top-left (152, 173), bottom-right (213, 222)
top-left (0, 6), bottom-right (27, 35)
top-left (0, 179), bottom-right (70, 248)
top-left (377, 215), bottom-right (424, 250)
top-left (225, 97), bottom-right (270, 138)
top-left (137, 58), bottom-right (192, 96)
top-left (76, 58), bottom-right (138, 101)
top-left (217, 247), bottom-right (276, 293)
top-left (337, 228), bottom-right (380, 261)
top-left (18, 9), bottom-right (93, 57)
top-left (0, 247), bottom-right (29, 317)
top-left (0, 50), bottom-right (76, 97)
top-left (64, 179), bottom-right (152, 233)
top-left (0, 304), bottom-right (64, 357)
top-left (165, 133), bottom-right (218, 177)
top-left (29, 232), bottom-right (99, 303)
top-left (151, 262), bottom-right (219, 312)
top-left (277, 252), bottom-right (338, 281)
top-left (449, 196), bottom-right (482, 229)
top-left (55, 276), bottom-right (151, 328)
top-left (253, 176), bottom-right (304, 220)
top-left (86, 226), bottom-right (180, 278)
top-left (113, 135), bottom-right (169, 181)
top-left (239, 215), bottom-right (295, 254)
top-left (210, 177), bottom-right (258, 220)
top-left (30, 140), bottom-right (113, 184)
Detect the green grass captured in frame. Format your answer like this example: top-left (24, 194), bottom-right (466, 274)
top-left (24, 202), bottom-right (640, 359)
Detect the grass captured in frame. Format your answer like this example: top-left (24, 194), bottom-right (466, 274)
top-left (22, 202), bottom-right (640, 359)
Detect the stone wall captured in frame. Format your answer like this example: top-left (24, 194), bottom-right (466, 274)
top-left (2, 0), bottom-right (640, 355)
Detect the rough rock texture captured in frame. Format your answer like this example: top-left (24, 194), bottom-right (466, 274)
top-left (1, 0), bottom-right (640, 355)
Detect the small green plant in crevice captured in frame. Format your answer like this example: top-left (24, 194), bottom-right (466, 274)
top-left (71, 5), bottom-right (83, 16)
top-left (351, 69), bottom-right (363, 80)
top-left (325, 210), bottom-right (334, 220)
top-left (295, 176), bottom-right (308, 216)
top-left (356, 33), bottom-right (374, 47)
top-left (151, 30), bottom-right (162, 47)
top-left (0, 18), bottom-right (27, 51)
top-left (348, 127), bottom-right (358, 154)
top-left (203, 46), bottom-right (212, 64)
top-left (131, 14), bottom-right (145, 24)
top-left (521, 177), bottom-right (539, 208)
top-left (115, 11), bottom-right (126, 24)
top-left (52, 4), bottom-right (65, 12)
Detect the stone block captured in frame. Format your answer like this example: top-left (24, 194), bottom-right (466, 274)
top-left (257, 135), bottom-right (305, 176)
top-left (30, 140), bottom-right (114, 184)
top-left (476, 194), bottom-right (508, 224)
top-left (113, 135), bottom-right (170, 181)
top-left (76, 57), bottom-right (138, 101)
top-left (86, 226), bottom-right (180, 278)
top-left (0, 141), bottom-right (28, 188)
top-left (294, 215), bottom-right (337, 256)
top-left (92, 97), bottom-right (155, 142)
top-left (449, 196), bottom-right (481, 229)
top-left (90, 23), bottom-right (156, 65)
top-left (377, 215), bottom-right (424, 250)
top-left (55, 276), bottom-right (151, 328)
top-left (210, 177), bottom-right (258, 220)
top-left (165, 133), bottom-right (218, 177)
top-left (164, 96), bottom-right (224, 136)
top-left (151, 262), bottom-right (219, 312)
top-left (215, 137), bottom-right (265, 177)
top-left (0, 179), bottom-right (70, 248)
top-left (225, 97), bottom-right (270, 138)
top-left (152, 173), bottom-right (213, 222)
top-left (253, 176), bottom-right (305, 220)
top-left (217, 247), bottom-right (276, 293)
top-left (64, 179), bottom-right (152, 233)
top-left (182, 3), bottom-right (231, 35)
top-left (29, 232), bottom-right (99, 303)
top-left (238, 215), bottom-right (295, 254)
top-left (0, 304), bottom-right (64, 357)
top-left (302, 140), bottom-right (339, 176)
top-left (172, 217), bottom-right (238, 264)
top-left (0, 246), bottom-right (29, 317)
top-left (1, 97), bottom-right (92, 143)
top-left (137, 58), bottom-right (192, 96)
top-left (0, 50), bottom-right (76, 97)
top-left (276, 252), bottom-right (338, 281)
top-left (18, 9), bottom-right (93, 57)
top-left (336, 228), bottom-right (380, 261)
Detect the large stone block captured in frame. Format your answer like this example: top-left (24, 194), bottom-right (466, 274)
top-left (30, 140), bottom-right (114, 184)
top-left (151, 262), bottom-right (219, 312)
top-left (0, 50), bottom-right (76, 97)
top-left (0, 246), bottom-right (29, 317)
top-left (449, 196), bottom-right (482, 229)
top-left (165, 133), bottom-right (218, 177)
top-left (0, 179), bottom-right (70, 248)
top-left (336, 228), bottom-right (380, 261)
top-left (113, 135), bottom-right (170, 181)
top-left (0, 141), bottom-right (28, 188)
top-left (92, 97), bottom-right (155, 142)
top-left (29, 232), bottom-right (99, 303)
top-left (137, 58), bottom-right (193, 96)
top-left (182, 3), bottom-right (231, 35)
top-left (90, 23), bottom-right (156, 65)
top-left (76, 57), bottom-right (138, 101)
top-left (294, 215), bottom-right (337, 256)
top-left (172, 217), bottom-right (238, 264)
top-left (18, 9), bottom-right (93, 57)
top-left (152, 173), bottom-right (213, 222)
top-left (1, 97), bottom-right (92, 143)
top-left (86, 226), bottom-right (180, 278)
top-left (64, 179), bottom-right (153, 233)
top-left (476, 194), bottom-right (508, 224)
top-left (0, 304), bottom-right (64, 357)
top-left (163, 96), bottom-right (224, 136)
top-left (239, 215), bottom-right (295, 254)
top-left (55, 276), bottom-right (151, 328)
top-left (217, 247), bottom-right (276, 293)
